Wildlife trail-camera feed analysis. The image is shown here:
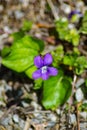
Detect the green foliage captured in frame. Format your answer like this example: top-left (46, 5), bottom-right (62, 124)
top-left (2, 35), bottom-right (44, 74)
top-left (34, 78), bottom-right (43, 89)
top-left (1, 15), bottom-right (87, 110)
top-left (11, 31), bottom-right (25, 42)
top-left (63, 53), bottom-right (87, 75)
top-left (22, 20), bottom-right (33, 31)
top-left (80, 11), bottom-right (87, 34)
top-left (78, 103), bottom-right (87, 111)
top-left (51, 45), bottom-right (64, 67)
top-left (1, 46), bottom-right (11, 57)
top-left (74, 56), bottom-right (87, 75)
top-left (2, 48), bottom-right (38, 72)
top-left (25, 65), bottom-right (37, 79)
top-left (42, 70), bottom-right (72, 110)
top-left (11, 35), bottom-right (44, 52)
top-left (63, 53), bottom-right (76, 66)
top-left (85, 79), bottom-right (87, 87)
top-left (55, 18), bottom-right (80, 46)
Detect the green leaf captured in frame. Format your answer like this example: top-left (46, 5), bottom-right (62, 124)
top-left (63, 54), bottom-right (77, 66)
top-left (74, 56), bottom-right (87, 75)
top-left (42, 70), bottom-right (72, 110)
top-left (11, 31), bottom-right (25, 42)
top-left (22, 20), bottom-right (33, 31)
top-left (25, 65), bottom-right (37, 79)
top-left (55, 18), bottom-right (69, 40)
top-left (80, 11), bottom-right (87, 34)
top-left (55, 18), bottom-right (79, 46)
top-left (1, 46), bottom-right (11, 57)
top-left (11, 35), bottom-right (44, 52)
top-left (34, 78), bottom-right (43, 89)
top-left (51, 45), bottom-right (64, 67)
top-left (2, 48), bottom-right (38, 72)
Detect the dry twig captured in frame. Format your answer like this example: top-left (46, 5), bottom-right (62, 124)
top-left (23, 117), bottom-right (30, 130)
top-left (46, 0), bottom-right (59, 20)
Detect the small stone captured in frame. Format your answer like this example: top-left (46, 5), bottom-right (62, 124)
top-left (69, 114), bottom-right (76, 125)
top-left (47, 113), bottom-right (57, 122)
top-left (1, 116), bottom-right (11, 126)
top-left (80, 112), bottom-right (87, 120)
top-left (4, 26), bottom-right (12, 34)
top-left (61, 4), bottom-right (71, 14)
top-left (13, 114), bottom-right (19, 123)
top-left (0, 5), bottom-right (4, 12)
top-left (75, 88), bottom-right (84, 102)
top-left (75, 78), bottom-right (85, 88)
top-left (14, 10), bottom-right (24, 19)
top-left (31, 101), bottom-right (39, 110)
top-left (68, 24), bottom-right (74, 29)
top-left (19, 119), bottom-right (25, 129)
top-left (56, 109), bottom-right (61, 115)
top-left (21, 101), bottom-right (29, 107)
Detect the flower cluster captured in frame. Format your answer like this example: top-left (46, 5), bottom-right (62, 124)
top-left (32, 53), bottom-right (58, 80)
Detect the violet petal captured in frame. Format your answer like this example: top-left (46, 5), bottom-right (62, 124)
top-left (32, 69), bottom-right (41, 79)
top-left (48, 67), bottom-right (58, 76)
top-left (34, 56), bottom-right (43, 68)
top-left (68, 10), bottom-right (83, 19)
top-left (41, 72), bottom-right (49, 80)
top-left (44, 53), bottom-right (53, 66)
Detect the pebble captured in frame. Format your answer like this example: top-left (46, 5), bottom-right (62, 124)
top-left (56, 109), bottom-right (61, 115)
top-left (61, 4), bottom-right (71, 14)
top-left (13, 114), bottom-right (19, 123)
top-left (31, 101), bottom-right (39, 110)
top-left (19, 118), bottom-right (25, 129)
top-left (75, 88), bottom-right (84, 102)
top-left (68, 24), bottom-right (75, 29)
top-left (47, 113), bottom-right (57, 122)
top-left (21, 101), bottom-right (29, 107)
top-left (2, 116), bottom-right (11, 126)
top-left (0, 5), bottom-right (4, 12)
top-left (14, 10), bottom-right (24, 19)
top-left (80, 123), bottom-right (87, 129)
top-left (3, 26), bottom-right (12, 34)
top-left (80, 112), bottom-right (87, 120)
top-left (69, 114), bottom-right (76, 125)
top-left (75, 78), bottom-right (85, 88)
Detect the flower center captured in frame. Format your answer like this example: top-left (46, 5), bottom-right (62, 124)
top-left (41, 66), bottom-right (47, 74)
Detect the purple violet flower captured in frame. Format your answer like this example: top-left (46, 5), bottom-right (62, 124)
top-left (32, 53), bottom-right (58, 80)
top-left (68, 10), bottom-right (83, 19)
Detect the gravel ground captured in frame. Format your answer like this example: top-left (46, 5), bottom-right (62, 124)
top-left (0, 0), bottom-right (87, 130)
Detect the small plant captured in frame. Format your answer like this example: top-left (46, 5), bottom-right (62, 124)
top-left (1, 10), bottom-right (87, 110)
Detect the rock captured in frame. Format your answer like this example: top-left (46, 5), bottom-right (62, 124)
top-left (0, 5), bottom-right (4, 12)
top-left (56, 109), bottom-right (61, 115)
top-left (80, 112), bottom-right (87, 120)
top-left (19, 118), bottom-right (25, 129)
top-left (75, 88), bottom-right (84, 102)
top-left (2, 116), bottom-right (11, 126)
top-left (47, 113), bottom-right (57, 122)
top-left (13, 114), bottom-right (19, 123)
top-left (61, 4), bottom-right (71, 14)
top-left (21, 101), bottom-right (29, 107)
top-left (69, 114), bottom-right (76, 125)
top-left (14, 10), bottom-right (24, 19)
top-left (75, 78), bottom-right (85, 88)
top-left (80, 123), bottom-right (87, 130)
top-left (68, 24), bottom-right (75, 29)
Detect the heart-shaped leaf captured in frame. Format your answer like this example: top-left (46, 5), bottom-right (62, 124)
top-left (2, 48), bottom-right (38, 72)
top-left (42, 74), bottom-right (72, 110)
top-left (11, 35), bottom-right (44, 52)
